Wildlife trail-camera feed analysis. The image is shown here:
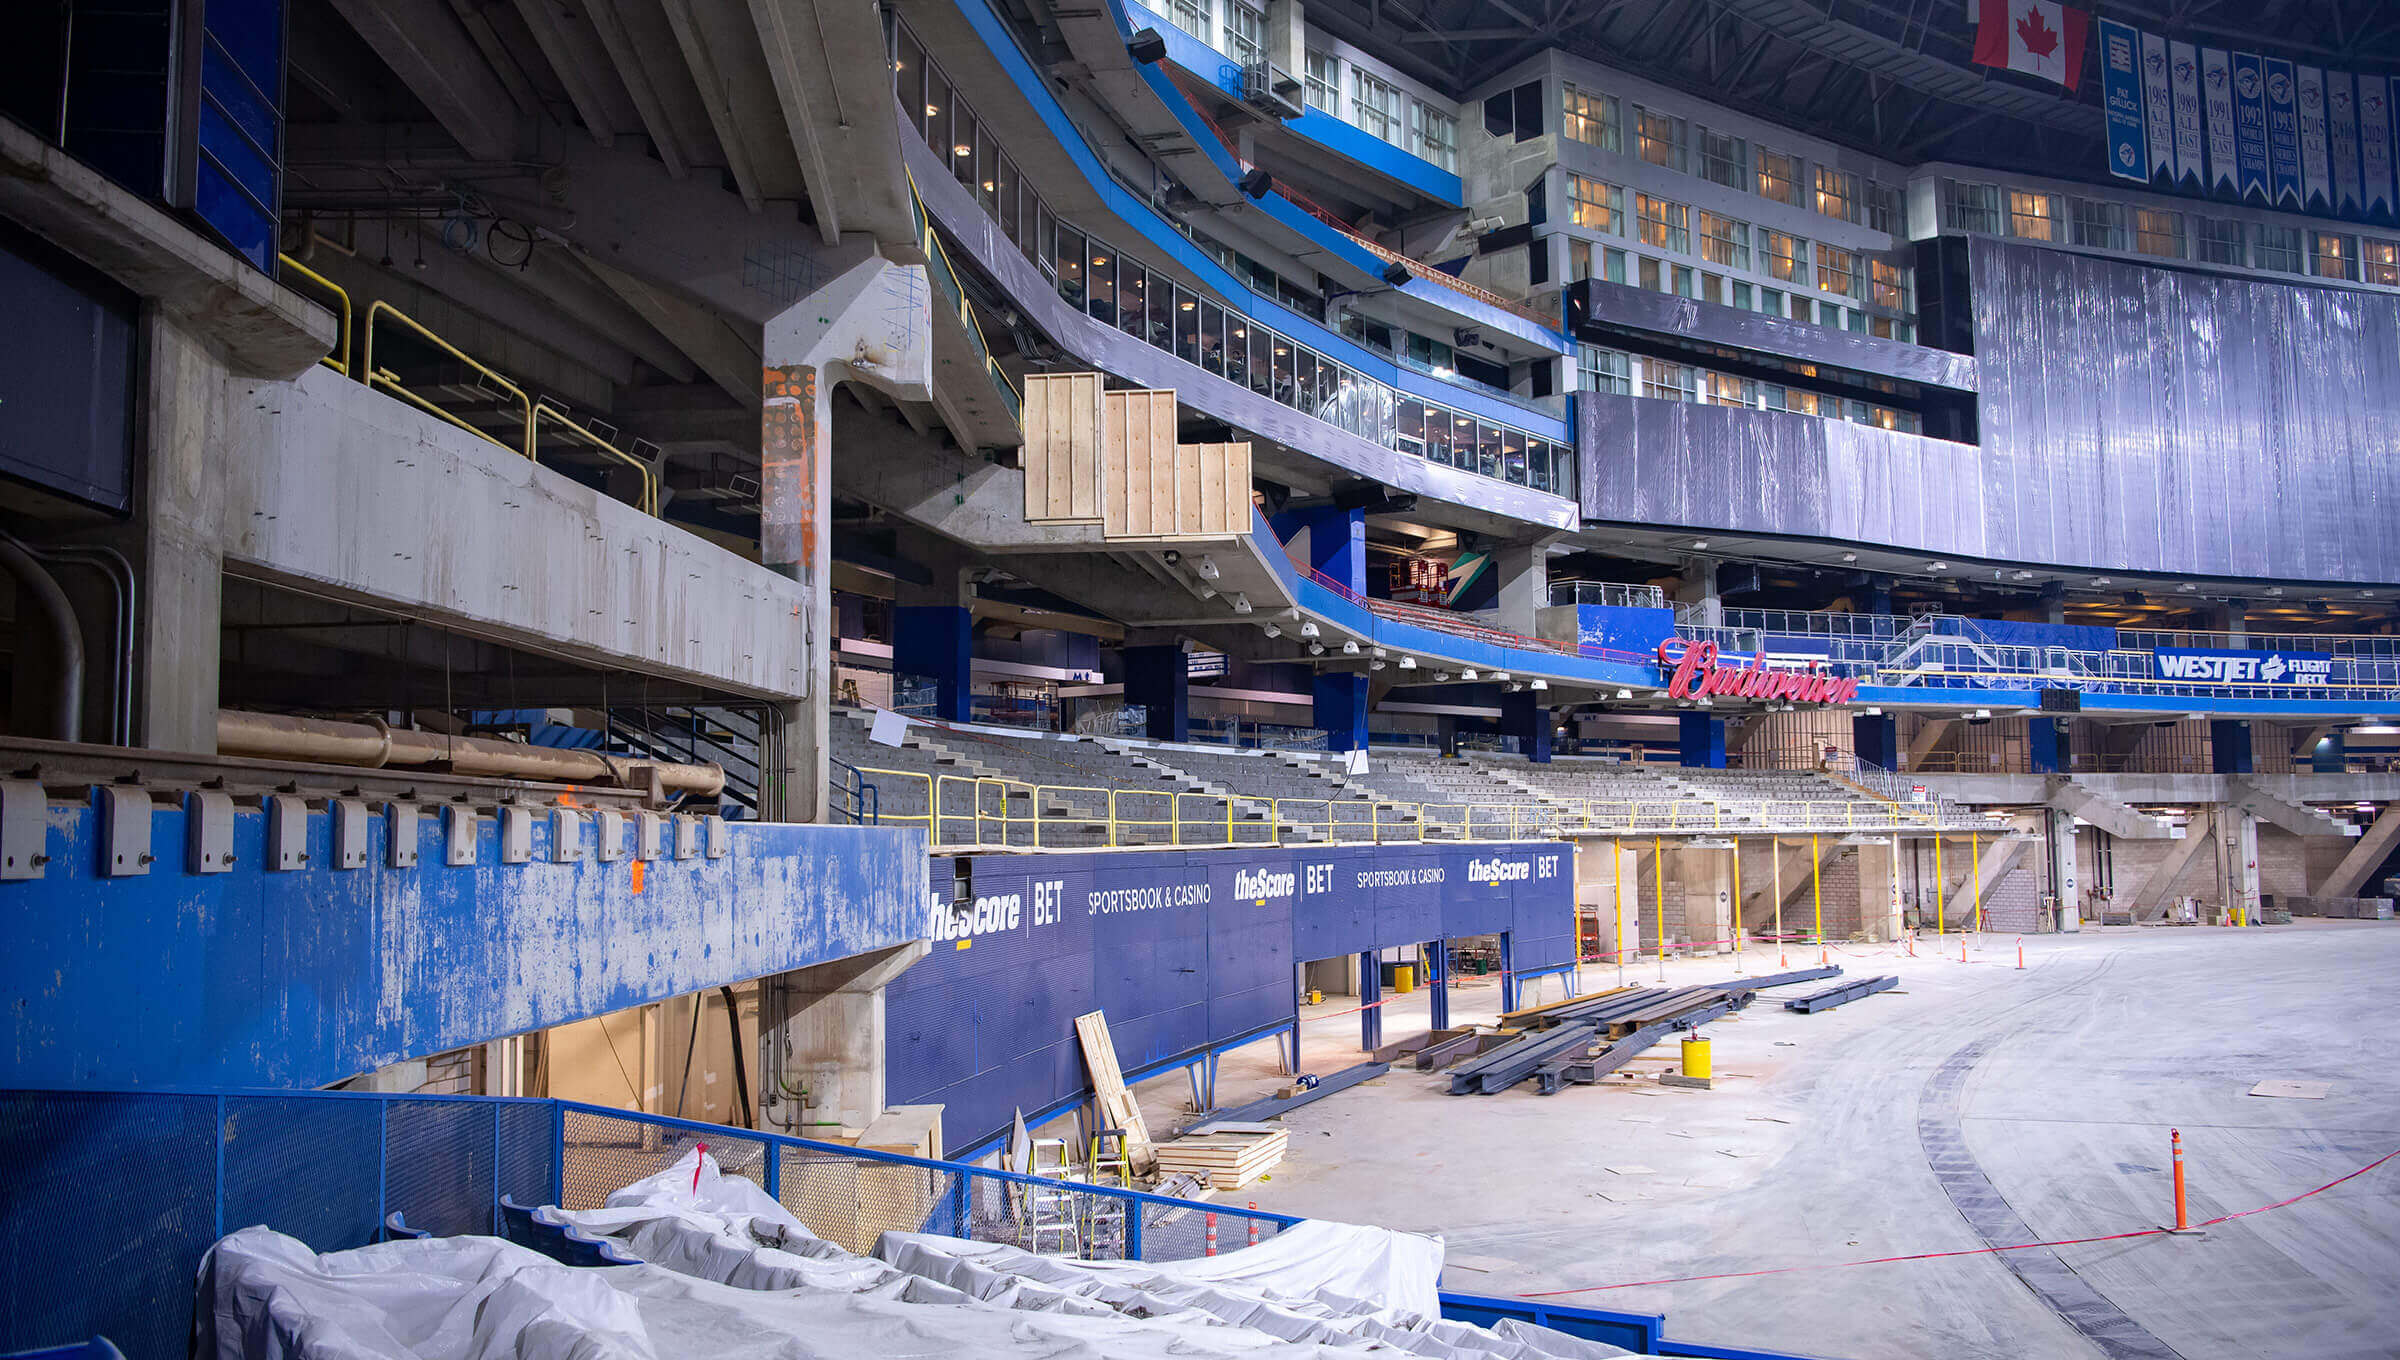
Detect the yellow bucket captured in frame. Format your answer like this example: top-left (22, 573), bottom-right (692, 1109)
top-left (1681, 1034), bottom-right (1713, 1081)
top-left (1392, 964), bottom-right (1416, 994)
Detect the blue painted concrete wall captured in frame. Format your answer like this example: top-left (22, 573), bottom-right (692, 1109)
top-left (890, 841), bottom-right (1573, 1151)
top-left (0, 794), bottom-right (926, 1089)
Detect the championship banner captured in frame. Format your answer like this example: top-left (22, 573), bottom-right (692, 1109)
top-left (2233, 52), bottom-right (2271, 199)
top-left (2265, 57), bottom-right (2302, 207)
top-left (2168, 41), bottom-right (2205, 187)
top-left (2298, 65), bottom-right (2331, 212)
top-left (2140, 30), bottom-right (2176, 180)
top-left (2099, 20), bottom-right (2150, 184)
top-left (2330, 71), bottom-right (2363, 214)
top-left (2201, 48), bottom-right (2238, 194)
top-left (2361, 76), bottom-right (2396, 217)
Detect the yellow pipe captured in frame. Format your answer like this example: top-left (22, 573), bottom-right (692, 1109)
top-left (1652, 834), bottom-right (1665, 963)
top-left (1972, 833), bottom-right (1983, 932)
top-left (1810, 833), bottom-right (1824, 954)
top-left (279, 253), bottom-right (352, 375)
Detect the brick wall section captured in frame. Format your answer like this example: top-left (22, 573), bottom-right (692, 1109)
top-left (417, 1048), bottom-right (474, 1095)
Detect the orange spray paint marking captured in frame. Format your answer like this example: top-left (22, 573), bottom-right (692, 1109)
top-left (630, 858), bottom-right (646, 894)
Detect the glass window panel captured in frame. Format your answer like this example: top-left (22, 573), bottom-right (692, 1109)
top-left (1222, 0), bottom-right (1262, 65)
top-left (1635, 107), bottom-right (1684, 170)
top-left (1700, 211), bottom-right (1748, 269)
top-left (1501, 427), bottom-right (1527, 485)
top-left (2009, 190), bottom-right (2056, 241)
top-left (1294, 350), bottom-right (1318, 413)
top-left (924, 69), bottom-right (951, 149)
top-left (1115, 264), bottom-right (1143, 336)
top-left (1731, 280), bottom-right (1753, 310)
top-left (1199, 301), bottom-right (1225, 374)
top-left (1568, 174), bottom-right (1622, 233)
top-left (1145, 270), bottom-right (1171, 347)
top-left (2311, 231), bottom-right (2358, 279)
top-left (1086, 245), bottom-right (1115, 322)
top-left (1562, 85), bottom-right (1619, 151)
top-left (1475, 420), bottom-right (1501, 478)
top-left (1422, 404), bottom-right (1451, 464)
top-left (1636, 193), bottom-right (1688, 252)
top-left (976, 126), bottom-right (998, 213)
top-left (2135, 209), bottom-right (2185, 259)
top-left (1305, 51), bottom-right (1339, 112)
top-left (1225, 317), bottom-right (1249, 387)
top-left (1175, 289), bottom-right (1200, 360)
top-left (1697, 127), bottom-right (1746, 190)
top-left (1272, 339), bottom-right (1295, 404)
top-left (1397, 396), bottom-right (1425, 454)
top-left (950, 106), bottom-right (979, 192)
top-left (1604, 248), bottom-right (1626, 284)
top-left (1813, 166), bottom-right (1858, 222)
top-left (2196, 216), bottom-right (2246, 267)
top-left (1638, 255), bottom-right (1661, 291)
top-left (898, 30), bottom-right (928, 136)
top-left (1055, 228), bottom-right (1085, 305)
top-left (2366, 239), bottom-right (2399, 287)
top-left (1757, 148), bottom-right (1799, 205)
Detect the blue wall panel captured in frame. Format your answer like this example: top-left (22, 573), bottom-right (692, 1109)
top-left (891, 841), bottom-right (1572, 1150)
top-left (0, 795), bottom-right (925, 1090)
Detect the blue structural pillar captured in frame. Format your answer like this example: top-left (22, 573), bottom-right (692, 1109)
top-left (2028, 717), bottom-right (2067, 773)
top-left (1497, 932), bottom-right (1518, 1013)
top-left (1122, 644), bottom-right (1190, 743)
top-left (2312, 731), bottom-right (2347, 774)
top-left (2211, 720), bottom-right (2254, 774)
top-left (892, 605), bottom-right (972, 722)
top-left (1678, 712), bottom-right (1727, 767)
top-left (1283, 505), bottom-right (1366, 592)
top-left (1315, 672), bottom-right (1370, 751)
top-left (1357, 949), bottom-right (1383, 1052)
top-left (1426, 939), bottom-right (1450, 1031)
top-left (1503, 690), bottom-right (1552, 762)
top-left (1852, 713), bottom-right (1898, 770)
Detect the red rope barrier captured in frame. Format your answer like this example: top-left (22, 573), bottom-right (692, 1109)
top-left (1520, 1144), bottom-right (2400, 1297)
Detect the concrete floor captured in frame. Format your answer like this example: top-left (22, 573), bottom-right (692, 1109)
top-left (1130, 923), bottom-right (2400, 1360)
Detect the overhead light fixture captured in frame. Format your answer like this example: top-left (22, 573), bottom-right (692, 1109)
top-left (2091, 577), bottom-right (2111, 586)
top-left (1399, 657), bottom-right (1418, 669)
top-left (1240, 166), bottom-right (1275, 198)
top-left (1864, 707), bottom-right (1882, 716)
top-left (1927, 561), bottom-right (1949, 572)
top-left (1434, 671), bottom-right (1453, 682)
top-left (2266, 586), bottom-right (2285, 596)
top-left (2177, 582), bottom-right (2197, 591)
top-left (1371, 660), bottom-right (1387, 670)
top-left (1972, 708), bottom-right (1992, 718)
top-left (1841, 552), bottom-right (1858, 563)
top-left (1126, 27), bottom-right (1168, 63)
top-left (1262, 622), bottom-right (1281, 638)
top-left (1229, 593), bottom-right (1253, 614)
top-left (2363, 591), bottom-right (2379, 599)
top-left (1308, 642), bottom-right (1326, 655)
top-left (1197, 586), bottom-right (1217, 599)
top-left (1492, 672), bottom-right (1511, 683)
top-left (1530, 679), bottom-right (1548, 691)
top-left (2012, 570), bottom-right (2035, 580)
top-left (1195, 555), bottom-right (1220, 580)
top-left (1505, 682), bottom-right (1524, 693)
top-left (1461, 669), bottom-right (1480, 680)
top-left (1299, 621), bottom-right (1320, 638)
top-left (1381, 260), bottom-right (1414, 287)
top-left (1341, 640), bottom-right (1360, 655)
top-left (1689, 539), bottom-right (1710, 551)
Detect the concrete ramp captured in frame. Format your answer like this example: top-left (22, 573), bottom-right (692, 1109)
top-left (2322, 807), bottom-right (2400, 898)
top-left (2227, 779), bottom-right (2355, 838)
top-left (2044, 777), bottom-right (2174, 839)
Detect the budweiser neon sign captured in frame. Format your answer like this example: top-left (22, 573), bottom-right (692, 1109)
top-left (1655, 639), bottom-right (1860, 706)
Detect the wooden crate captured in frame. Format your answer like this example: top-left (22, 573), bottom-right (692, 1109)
top-left (1153, 1125), bottom-right (1287, 1190)
top-left (1101, 388), bottom-right (1179, 538)
top-left (1022, 372), bottom-right (1104, 523)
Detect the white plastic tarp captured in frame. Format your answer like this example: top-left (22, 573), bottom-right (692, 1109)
top-left (197, 1153), bottom-right (1630, 1360)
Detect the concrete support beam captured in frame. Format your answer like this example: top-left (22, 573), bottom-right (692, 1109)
top-left (2227, 778), bottom-right (2352, 837)
top-left (1674, 557), bottom-right (1721, 628)
top-left (577, 252), bottom-right (764, 411)
top-left (1853, 838), bottom-right (1902, 942)
top-left (1681, 844), bottom-right (1736, 953)
top-left (2127, 812), bottom-right (2215, 919)
top-left (1491, 537), bottom-right (1559, 638)
top-left (2322, 805), bottom-right (2400, 898)
top-left (745, 0), bottom-right (911, 244)
top-left (762, 254), bottom-right (939, 820)
top-left (757, 940), bottom-right (930, 1134)
top-left (2044, 777), bottom-right (2174, 839)
top-left (657, 0), bottom-right (809, 211)
top-left (1946, 833), bottom-right (2028, 930)
top-left (509, 0), bottom-right (636, 147)
top-left (2048, 809), bottom-right (2082, 931)
top-left (329, 0), bottom-right (525, 161)
top-left (1905, 717), bottom-right (1956, 772)
top-left (581, 0), bottom-right (704, 176)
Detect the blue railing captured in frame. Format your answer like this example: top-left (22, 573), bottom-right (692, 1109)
top-left (828, 758), bottom-right (879, 824)
top-left (2, 1086), bottom-right (1839, 1360)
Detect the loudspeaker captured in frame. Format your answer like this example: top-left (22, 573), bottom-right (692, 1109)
top-left (1126, 27), bottom-right (1167, 63)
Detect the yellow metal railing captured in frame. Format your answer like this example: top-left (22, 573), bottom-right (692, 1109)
top-left (534, 399), bottom-right (662, 517)
top-left (363, 299), bottom-right (535, 460)
top-left (279, 253), bottom-right (352, 375)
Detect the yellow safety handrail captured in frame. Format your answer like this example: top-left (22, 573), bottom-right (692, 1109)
top-left (363, 299), bottom-right (534, 459)
top-left (279, 253), bottom-right (352, 376)
top-left (533, 399), bottom-right (662, 517)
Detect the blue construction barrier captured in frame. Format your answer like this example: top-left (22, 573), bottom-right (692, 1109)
top-left (0, 1088), bottom-right (1836, 1360)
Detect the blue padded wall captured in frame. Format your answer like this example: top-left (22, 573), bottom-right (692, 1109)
top-left (889, 841), bottom-right (1573, 1151)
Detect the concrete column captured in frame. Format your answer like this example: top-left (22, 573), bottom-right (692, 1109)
top-left (1853, 838), bottom-right (1902, 942)
top-left (130, 317), bottom-right (226, 752)
top-left (2211, 719), bottom-right (2254, 774)
top-left (1492, 539), bottom-right (1552, 638)
top-left (2028, 717), bottom-right (2068, 773)
top-left (2223, 810), bottom-right (2261, 922)
top-left (1503, 689), bottom-right (1551, 762)
top-left (2047, 808), bottom-right (2082, 931)
top-left (763, 253), bottom-right (940, 821)
top-left (756, 940), bottom-right (929, 1134)
top-left (1122, 640), bottom-right (1190, 743)
top-left (1275, 505), bottom-right (1366, 594)
top-left (1675, 557), bottom-right (1722, 628)
top-left (1315, 672), bottom-right (1369, 751)
top-left (1266, 0), bottom-right (1305, 71)
top-left (1679, 712), bottom-right (1726, 767)
top-left (2211, 600), bottom-right (2247, 644)
top-left (1680, 844), bottom-right (1735, 953)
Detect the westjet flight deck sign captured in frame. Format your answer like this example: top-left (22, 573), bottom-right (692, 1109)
top-left (2154, 648), bottom-right (2335, 687)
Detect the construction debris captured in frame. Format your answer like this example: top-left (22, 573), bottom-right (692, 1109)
top-left (1783, 975), bottom-right (1899, 1014)
top-left (1446, 968), bottom-right (1838, 1098)
top-left (1073, 1011), bottom-right (1156, 1174)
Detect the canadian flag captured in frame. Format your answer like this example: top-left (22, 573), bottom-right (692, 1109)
top-left (1971, 0), bottom-right (2090, 91)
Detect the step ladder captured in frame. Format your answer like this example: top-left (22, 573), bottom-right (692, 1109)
top-left (1020, 1137), bottom-right (1083, 1257)
top-left (1084, 1129), bottom-right (1133, 1259)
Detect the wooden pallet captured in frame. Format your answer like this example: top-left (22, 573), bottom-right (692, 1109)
top-left (1074, 1010), bottom-right (1156, 1174)
top-left (1153, 1126), bottom-right (1287, 1189)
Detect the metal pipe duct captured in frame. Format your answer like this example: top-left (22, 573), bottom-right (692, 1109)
top-left (215, 710), bottom-right (726, 796)
top-left (0, 539), bottom-right (86, 741)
